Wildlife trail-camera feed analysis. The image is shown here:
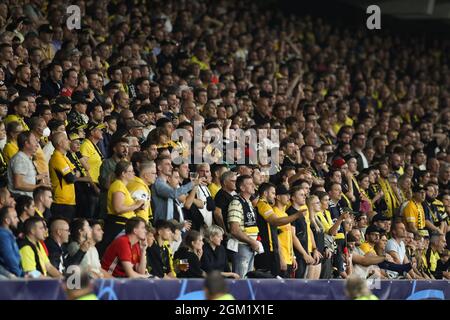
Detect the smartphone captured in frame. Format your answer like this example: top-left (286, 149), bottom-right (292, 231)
top-left (189, 172), bottom-right (198, 180)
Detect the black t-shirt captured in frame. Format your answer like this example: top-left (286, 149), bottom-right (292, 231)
top-left (174, 246), bottom-right (204, 278)
top-left (200, 242), bottom-right (230, 273)
top-left (214, 189), bottom-right (234, 232)
top-left (146, 242), bottom-right (171, 278)
top-left (286, 206), bottom-right (308, 256)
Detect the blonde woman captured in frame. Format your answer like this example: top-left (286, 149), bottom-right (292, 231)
top-left (306, 195), bottom-right (323, 279)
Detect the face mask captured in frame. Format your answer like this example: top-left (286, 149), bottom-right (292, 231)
top-left (43, 127), bottom-right (51, 138)
top-left (0, 137), bottom-right (6, 150)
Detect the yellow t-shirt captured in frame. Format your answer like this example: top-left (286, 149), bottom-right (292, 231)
top-left (208, 182), bottom-right (221, 199)
top-left (127, 176), bottom-right (152, 223)
top-left (423, 249), bottom-right (440, 273)
top-left (107, 179), bottom-right (136, 220)
top-left (256, 199), bottom-right (276, 251)
top-left (403, 200), bottom-right (426, 230)
top-left (273, 206), bottom-right (293, 265)
top-left (49, 149), bottom-right (76, 205)
top-left (4, 115), bottom-right (29, 131)
top-left (34, 146), bottom-right (49, 175)
top-left (3, 141), bottom-right (18, 163)
top-left (80, 139), bottom-right (102, 183)
top-left (332, 117), bottom-right (353, 135)
top-left (20, 240), bottom-right (49, 276)
top-left (359, 242), bottom-right (376, 255)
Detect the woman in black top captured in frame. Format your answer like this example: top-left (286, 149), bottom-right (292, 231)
top-left (174, 230), bottom-right (206, 278)
top-left (201, 225), bottom-right (240, 279)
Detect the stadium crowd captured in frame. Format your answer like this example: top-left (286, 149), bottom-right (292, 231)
top-left (0, 0), bottom-right (449, 281)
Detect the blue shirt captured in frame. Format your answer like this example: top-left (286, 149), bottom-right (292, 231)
top-left (0, 227), bottom-right (23, 277)
top-left (151, 177), bottom-right (193, 221)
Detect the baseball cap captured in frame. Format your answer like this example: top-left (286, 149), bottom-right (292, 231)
top-left (85, 122), bottom-right (106, 133)
top-left (51, 103), bottom-right (70, 113)
top-left (0, 97), bottom-right (9, 105)
top-left (55, 96), bottom-right (72, 105)
top-left (66, 122), bottom-right (87, 133)
top-left (332, 158), bottom-right (346, 169)
top-left (68, 132), bottom-right (82, 141)
top-left (126, 119), bottom-right (144, 129)
top-left (38, 24), bottom-right (53, 34)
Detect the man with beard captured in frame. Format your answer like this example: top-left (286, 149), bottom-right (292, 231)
top-left (423, 183), bottom-right (447, 235)
top-left (404, 185), bottom-right (429, 239)
top-left (389, 152), bottom-right (404, 178)
top-left (378, 162), bottom-right (401, 218)
top-left (98, 138), bottom-right (129, 218)
top-left (255, 183), bottom-right (305, 276)
top-left (0, 206), bottom-right (23, 278)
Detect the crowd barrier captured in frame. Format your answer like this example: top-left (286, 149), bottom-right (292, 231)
top-left (0, 279), bottom-right (449, 300)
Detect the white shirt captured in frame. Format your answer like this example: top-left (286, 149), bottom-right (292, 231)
top-left (197, 185), bottom-right (213, 227)
top-left (385, 238), bottom-right (406, 278)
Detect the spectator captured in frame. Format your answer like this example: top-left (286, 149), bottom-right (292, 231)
top-left (423, 233), bottom-right (448, 279)
top-left (146, 219), bottom-right (176, 279)
top-left (0, 205), bottom-right (23, 278)
top-left (8, 131), bottom-right (46, 197)
top-left (227, 175), bottom-right (260, 278)
top-left (201, 224), bottom-right (240, 279)
top-left (67, 218), bottom-right (109, 278)
top-left (345, 275), bottom-right (379, 300)
top-left (14, 195), bottom-right (34, 238)
top-left (33, 186), bottom-right (53, 220)
top-left (64, 268), bottom-right (99, 300)
top-left (194, 163), bottom-right (214, 229)
top-left (19, 216), bottom-right (61, 278)
top-left (204, 271), bottom-right (236, 300)
top-left (287, 186), bottom-right (316, 278)
top-left (3, 120), bottom-right (22, 163)
top-left (255, 183), bottom-right (304, 276)
top-left (151, 156), bottom-right (195, 221)
top-left (213, 170), bottom-right (236, 233)
top-left (403, 185), bottom-right (428, 238)
top-left (101, 217), bottom-right (148, 278)
top-left (100, 161), bottom-right (144, 255)
top-left (386, 220), bottom-right (421, 279)
top-left (174, 230), bottom-right (206, 278)
top-left (80, 122), bottom-right (105, 218)
top-left (49, 132), bottom-right (77, 220)
top-left (98, 137), bottom-right (129, 217)
top-left (127, 161), bottom-right (157, 224)
top-left (4, 96), bottom-right (29, 130)
top-left (45, 217), bottom-right (86, 274)
top-left (273, 185), bottom-right (297, 278)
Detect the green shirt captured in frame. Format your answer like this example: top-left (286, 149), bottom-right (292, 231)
top-left (214, 293), bottom-right (236, 300)
top-left (355, 294), bottom-right (379, 300)
top-left (76, 293), bottom-right (99, 300)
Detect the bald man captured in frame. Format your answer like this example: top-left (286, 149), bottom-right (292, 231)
top-left (45, 217), bottom-right (89, 273)
top-left (49, 132), bottom-right (78, 220)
